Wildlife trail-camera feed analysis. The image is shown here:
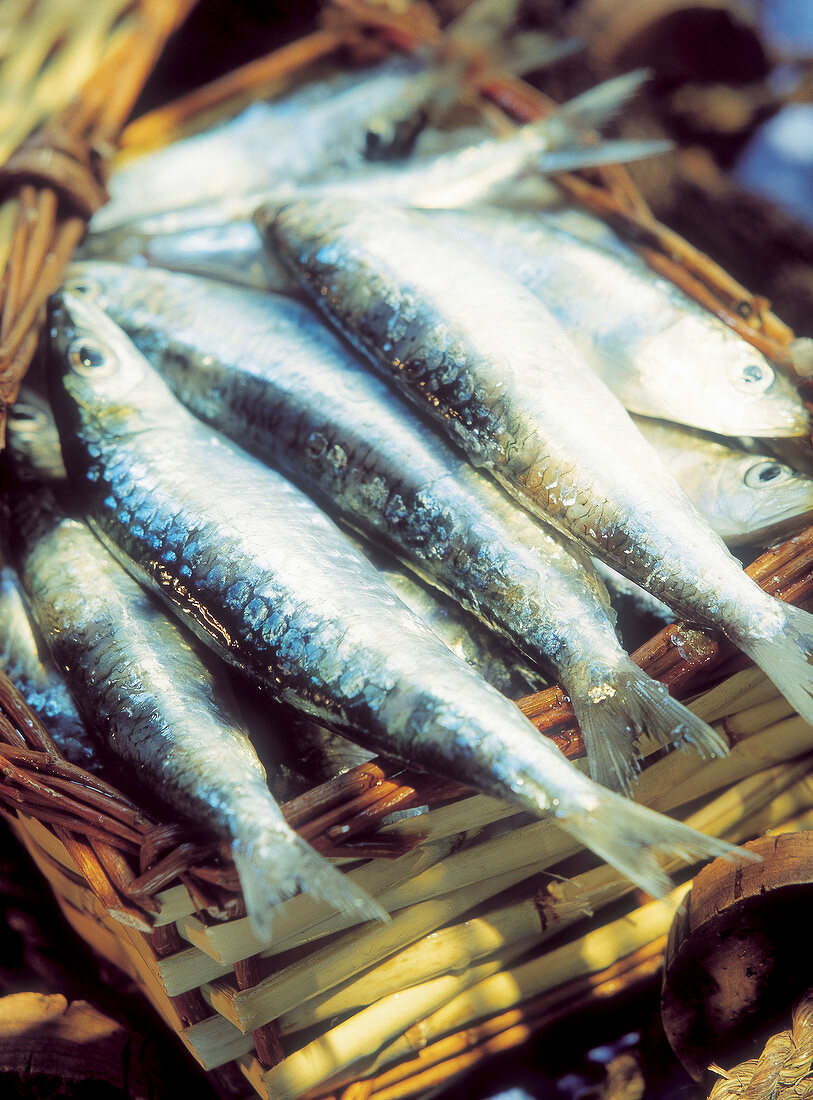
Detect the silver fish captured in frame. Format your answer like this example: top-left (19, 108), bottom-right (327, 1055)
top-left (632, 416), bottom-right (813, 546)
top-left (262, 198), bottom-right (813, 733)
top-left (63, 262), bottom-right (725, 792)
top-left (9, 485), bottom-right (385, 937)
top-left (91, 57), bottom-right (454, 233)
top-left (6, 389), bottom-right (67, 482)
top-left (426, 206), bottom-right (809, 439)
top-left (0, 566), bottom-right (117, 779)
top-left (82, 72), bottom-right (669, 260)
top-left (47, 290), bottom-right (743, 898)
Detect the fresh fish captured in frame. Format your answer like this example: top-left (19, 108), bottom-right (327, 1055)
top-left (425, 206), bottom-right (809, 439)
top-left (82, 71), bottom-right (669, 259)
top-left (0, 566), bottom-right (116, 778)
top-left (63, 263), bottom-right (725, 793)
top-left (633, 416), bottom-right (813, 546)
top-left (48, 290), bottom-right (744, 897)
top-left (9, 485), bottom-right (385, 938)
top-left (262, 198), bottom-right (813, 732)
top-left (6, 389), bottom-right (67, 482)
top-left (90, 57), bottom-right (457, 233)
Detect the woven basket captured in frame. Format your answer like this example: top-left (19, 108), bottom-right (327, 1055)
top-left (1, 3), bottom-right (812, 1098)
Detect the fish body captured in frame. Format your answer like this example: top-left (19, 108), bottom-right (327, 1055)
top-left (6, 389), bottom-right (68, 482)
top-left (64, 262), bottom-right (725, 791)
top-left (262, 198), bottom-right (813, 730)
top-left (91, 57), bottom-right (450, 233)
top-left (9, 486), bottom-right (384, 937)
top-left (47, 290), bottom-right (742, 897)
top-left (426, 206), bottom-right (809, 439)
top-left (632, 416), bottom-right (813, 546)
top-left (0, 566), bottom-right (113, 777)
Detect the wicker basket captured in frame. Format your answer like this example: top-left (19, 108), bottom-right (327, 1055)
top-left (1, 3), bottom-right (812, 1098)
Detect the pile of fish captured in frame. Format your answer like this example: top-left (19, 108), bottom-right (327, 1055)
top-left (3, 36), bottom-right (813, 941)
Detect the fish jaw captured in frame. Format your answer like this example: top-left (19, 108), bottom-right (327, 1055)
top-left (629, 319), bottom-right (810, 438)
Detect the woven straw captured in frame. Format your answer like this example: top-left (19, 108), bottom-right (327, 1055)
top-left (0, 3), bottom-right (811, 1098)
top-left (708, 992), bottom-right (813, 1099)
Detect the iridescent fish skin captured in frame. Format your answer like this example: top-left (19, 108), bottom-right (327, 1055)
top-left (0, 566), bottom-right (112, 777)
top-left (63, 261), bottom-right (726, 792)
top-left (427, 206), bottom-right (809, 439)
top-left (47, 291), bottom-right (742, 897)
top-left (262, 198), bottom-right (813, 730)
top-left (9, 486), bottom-right (384, 937)
top-left (632, 416), bottom-right (813, 546)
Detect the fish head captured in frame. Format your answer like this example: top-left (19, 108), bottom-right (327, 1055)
top-left (5, 388), bottom-right (66, 483)
top-left (47, 290), bottom-right (171, 445)
top-left (708, 452), bottom-right (813, 546)
top-left (638, 316), bottom-right (810, 438)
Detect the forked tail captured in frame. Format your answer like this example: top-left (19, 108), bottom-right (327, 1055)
top-left (732, 599), bottom-right (813, 729)
top-left (233, 828), bottom-right (388, 942)
top-left (556, 786), bottom-right (754, 898)
top-left (570, 657), bottom-right (728, 795)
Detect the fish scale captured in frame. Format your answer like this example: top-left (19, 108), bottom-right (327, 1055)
top-left (65, 262), bottom-right (727, 791)
top-left (47, 290), bottom-right (746, 898)
top-left (261, 197), bottom-right (813, 744)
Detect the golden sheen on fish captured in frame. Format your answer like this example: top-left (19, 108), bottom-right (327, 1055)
top-left (262, 198), bottom-right (813, 732)
top-left (48, 291), bottom-right (744, 897)
top-left (63, 262), bottom-right (727, 793)
top-left (426, 207), bottom-right (809, 439)
top-left (9, 484), bottom-right (385, 938)
top-left (632, 416), bottom-right (813, 546)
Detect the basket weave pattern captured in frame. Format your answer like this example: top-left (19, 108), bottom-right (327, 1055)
top-left (1, 4), bottom-right (812, 1098)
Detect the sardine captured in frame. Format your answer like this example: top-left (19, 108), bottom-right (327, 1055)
top-left (48, 290), bottom-right (744, 897)
top-left (82, 72), bottom-right (669, 259)
top-left (0, 565), bottom-right (117, 779)
top-left (9, 485), bottom-right (385, 937)
top-left (633, 416), bottom-right (813, 546)
top-left (6, 389), bottom-right (67, 482)
top-left (91, 57), bottom-right (454, 233)
top-left (63, 262), bottom-right (725, 792)
top-left (262, 198), bottom-right (813, 732)
top-left (425, 206), bottom-right (809, 439)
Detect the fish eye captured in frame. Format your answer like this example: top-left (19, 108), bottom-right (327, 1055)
top-left (68, 337), bottom-right (116, 378)
top-left (744, 460), bottom-right (793, 488)
top-left (733, 361), bottom-right (775, 394)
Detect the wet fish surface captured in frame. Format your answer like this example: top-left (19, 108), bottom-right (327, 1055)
top-left (8, 483), bottom-right (384, 938)
top-left (262, 198), bottom-right (813, 731)
top-left (47, 290), bottom-right (743, 897)
top-left (426, 206), bottom-right (809, 439)
top-left (632, 416), bottom-right (813, 546)
top-left (64, 262), bottom-right (726, 792)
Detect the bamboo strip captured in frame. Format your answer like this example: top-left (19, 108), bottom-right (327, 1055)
top-left (259, 888), bottom-right (690, 1100)
top-left (156, 944), bottom-right (232, 999)
top-left (181, 1012), bottom-right (255, 1071)
top-left (281, 757), bottom-right (812, 1040)
top-left (688, 667), bottom-right (777, 723)
top-left (207, 863), bottom-right (555, 1034)
top-left (175, 834), bottom-right (458, 966)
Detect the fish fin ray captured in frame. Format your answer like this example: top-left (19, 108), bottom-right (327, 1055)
top-left (734, 601), bottom-right (813, 727)
top-left (571, 660), bottom-right (728, 795)
top-left (557, 790), bottom-right (756, 898)
top-left (536, 139), bottom-right (672, 175)
top-left (233, 831), bottom-right (388, 942)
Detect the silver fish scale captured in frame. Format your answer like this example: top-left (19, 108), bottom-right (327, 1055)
top-left (74, 265), bottom-right (627, 693)
top-left (56, 347), bottom-right (594, 813)
top-left (16, 502), bottom-right (287, 837)
top-left (268, 200), bottom-right (772, 628)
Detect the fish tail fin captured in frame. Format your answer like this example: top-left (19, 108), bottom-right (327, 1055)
top-left (571, 659), bottom-right (728, 795)
top-left (556, 786), bottom-right (755, 898)
top-left (555, 70), bottom-right (651, 132)
top-left (232, 828), bottom-right (388, 942)
top-left (536, 138), bottom-right (672, 175)
top-left (733, 600), bottom-right (813, 727)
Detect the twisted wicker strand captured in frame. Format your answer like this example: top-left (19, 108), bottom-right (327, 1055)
top-left (709, 992), bottom-right (813, 1099)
